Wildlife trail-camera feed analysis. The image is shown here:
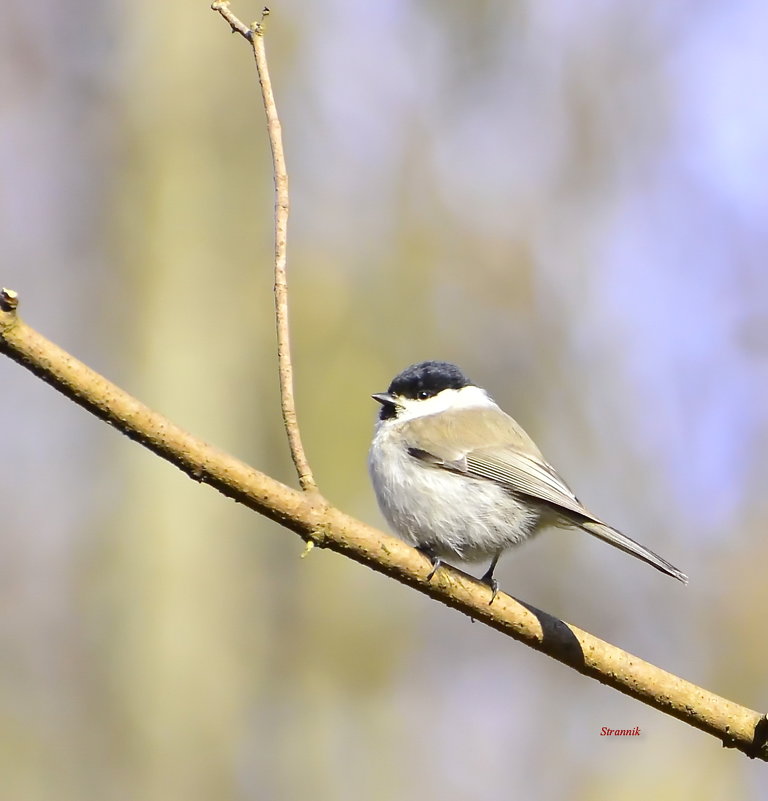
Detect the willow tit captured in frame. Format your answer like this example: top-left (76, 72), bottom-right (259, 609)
top-left (368, 361), bottom-right (687, 599)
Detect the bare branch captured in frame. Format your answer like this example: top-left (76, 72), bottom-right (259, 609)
top-left (1, 290), bottom-right (766, 761)
top-left (211, 0), bottom-right (253, 40)
top-left (212, 2), bottom-right (316, 493)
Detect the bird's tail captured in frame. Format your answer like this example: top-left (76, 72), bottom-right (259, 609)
top-left (581, 521), bottom-right (688, 584)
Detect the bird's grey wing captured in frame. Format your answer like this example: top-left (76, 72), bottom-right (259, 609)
top-left (437, 446), bottom-right (598, 523)
top-left (402, 407), bottom-right (598, 522)
top-left (463, 448), bottom-right (595, 521)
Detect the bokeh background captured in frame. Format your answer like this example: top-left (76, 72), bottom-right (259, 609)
top-left (2, 1), bottom-right (767, 799)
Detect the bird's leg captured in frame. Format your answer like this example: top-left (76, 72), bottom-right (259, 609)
top-left (480, 553), bottom-right (501, 604)
top-left (417, 545), bottom-right (443, 582)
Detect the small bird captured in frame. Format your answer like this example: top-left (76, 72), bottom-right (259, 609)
top-left (368, 361), bottom-right (687, 599)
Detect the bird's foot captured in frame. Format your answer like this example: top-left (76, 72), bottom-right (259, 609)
top-left (480, 554), bottom-right (501, 605)
top-left (481, 575), bottom-right (499, 605)
top-left (417, 546), bottom-right (442, 582)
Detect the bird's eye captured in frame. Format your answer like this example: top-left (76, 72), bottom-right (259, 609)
top-left (417, 390), bottom-right (431, 400)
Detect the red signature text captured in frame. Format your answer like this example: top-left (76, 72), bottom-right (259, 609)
top-left (600, 727), bottom-right (641, 736)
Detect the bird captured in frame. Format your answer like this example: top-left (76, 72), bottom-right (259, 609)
top-left (368, 360), bottom-right (687, 600)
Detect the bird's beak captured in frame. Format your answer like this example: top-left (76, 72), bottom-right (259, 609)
top-left (372, 392), bottom-right (397, 406)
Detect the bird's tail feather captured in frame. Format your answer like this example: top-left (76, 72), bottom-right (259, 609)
top-left (581, 522), bottom-right (688, 584)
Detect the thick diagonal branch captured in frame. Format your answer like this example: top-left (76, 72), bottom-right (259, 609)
top-left (0, 291), bottom-right (766, 761)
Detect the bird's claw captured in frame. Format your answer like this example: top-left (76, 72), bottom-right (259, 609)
top-left (418, 547), bottom-right (442, 582)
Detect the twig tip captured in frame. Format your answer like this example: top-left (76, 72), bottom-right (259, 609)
top-left (300, 540), bottom-right (315, 559)
top-left (212, 0), bottom-right (254, 40)
top-left (1, 287), bottom-right (19, 312)
top-left (252, 6), bottom-right (270, 35)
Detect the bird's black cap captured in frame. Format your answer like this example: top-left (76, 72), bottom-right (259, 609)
top-left (388, 361), bottom-right (472, 400)
top-left (373, 361), bottom-right (473, 420)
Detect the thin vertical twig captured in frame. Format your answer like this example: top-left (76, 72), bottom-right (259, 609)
top-left (212, 2), bottom-right (317, 494)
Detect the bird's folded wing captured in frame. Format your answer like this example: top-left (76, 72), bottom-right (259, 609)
top-left (402, 406), bottom-right (603, 524)
top-left (467, 449), bottom-right (594, 519)
top-left (412, 444), bottom-right (600, 524)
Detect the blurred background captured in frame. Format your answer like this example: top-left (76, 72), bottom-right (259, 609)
top-left (1, 0), bottom-right (767, 799)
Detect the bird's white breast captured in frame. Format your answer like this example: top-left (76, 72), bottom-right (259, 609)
top-left (368, 418), bottom-right (540, 562)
